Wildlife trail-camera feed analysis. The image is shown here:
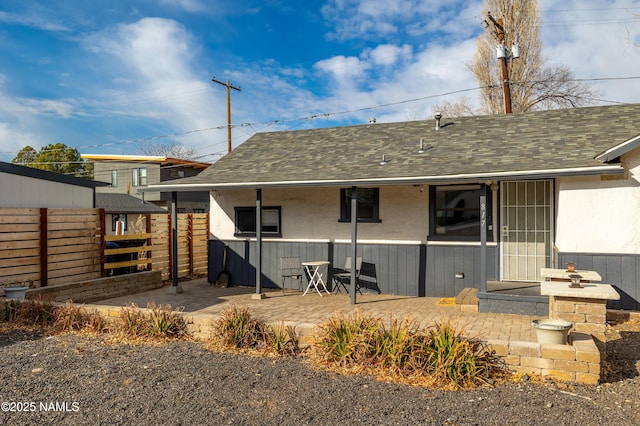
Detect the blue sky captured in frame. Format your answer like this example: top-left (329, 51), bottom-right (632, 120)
top-left (1, 0), bottom-right (639, 164)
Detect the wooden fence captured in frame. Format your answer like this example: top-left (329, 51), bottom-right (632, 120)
top-left (0, 208), bottom-right (209, 287)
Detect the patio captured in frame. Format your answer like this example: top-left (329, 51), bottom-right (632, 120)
top-left (92, 278), bottom-right (538, 343)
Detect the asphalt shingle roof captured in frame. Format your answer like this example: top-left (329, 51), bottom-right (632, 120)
top-left (151, 104), bottom-right (640, 189)
top-left (96, 193), bottom-right (167, 214)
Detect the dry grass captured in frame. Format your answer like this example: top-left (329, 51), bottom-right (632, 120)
top-left (207, 305), bottom-right (300, 356)
top-left (311, 312), bottom-right (507, 390)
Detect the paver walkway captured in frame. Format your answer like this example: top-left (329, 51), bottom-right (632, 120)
top-left (93, 278), bottom-right (538, 342)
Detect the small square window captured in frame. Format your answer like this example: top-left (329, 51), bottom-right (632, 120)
top-left (339, 188), bottom-right (380, 222)
top-left (110, 170), bottom-right (117, 187)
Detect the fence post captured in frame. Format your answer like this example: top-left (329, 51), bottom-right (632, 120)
top-left (100, 209), bottom-right (106, 277)
top-left (146, 214), bottom-right (152, 271)
top-left (188, 213), bottom-right (194, 277)
top-left (39, 208), bottom-right (48, 287)
top-left (168, 213), bottom-right (173, 281)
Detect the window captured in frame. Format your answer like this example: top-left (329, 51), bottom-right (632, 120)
top-left (132, 168), bottom-right (147, 187)
top-left (429, 184), bottom-right (493, 241)
top-left (112, 214), bottom-right (127, 233)
top-left (234, 206), bottom-right (281, 237)
top-left (339, 188), bottom-right (380, 222)
top-left (110, 170), bottom-right (117, 187)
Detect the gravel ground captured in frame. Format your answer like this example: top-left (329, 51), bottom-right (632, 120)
top-left (0, 323), bottom-right (639, 426)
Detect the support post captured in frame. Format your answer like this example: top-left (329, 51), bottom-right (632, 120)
top-left (39, 208), bottom-right (48, 287)
top-left (168, 191), bottom-right (183, 293)
top-left (480, 195), bottom-right (487, 294)
top-left (253, 188), bottom-right (265, 299)
top-left (350, 186), bottom-right (358, 305)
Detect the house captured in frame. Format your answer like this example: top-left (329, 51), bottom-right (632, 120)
top-left (142, 104), bottom-right (640, 312)
top-left (82, 154), bottom-right (211, 233)
top-left (95, 193), bottom-right (167, 236)
top-left (0, 161), bottom-right (100, 208)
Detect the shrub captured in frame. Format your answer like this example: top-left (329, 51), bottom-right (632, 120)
top-left (147, 302), bottom-right (186, 338)
top-left (53, 300), bottom-right (89, 332)
top-left (212, 305), bottom-right (267, 349)
top-left (0, 298), bottom-right (54, 326)
top-left (314, 313), bottom-right (505, 389)
top-left (0, 299), bottom-right (22, 323)
top-left (117, 303), bottom-right (149, 337)
top-left (266, 322), bottom-right (299, 356)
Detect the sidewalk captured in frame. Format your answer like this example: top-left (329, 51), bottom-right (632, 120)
top-left (92, 278), bottom-right (537, 342)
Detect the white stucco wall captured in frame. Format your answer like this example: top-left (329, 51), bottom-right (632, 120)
top-left (0, 173), bottom-right (94, 208)
top-left (210, 185), bottom-right (429, 243)
top-left (555, 150), bottom-right (640, 254)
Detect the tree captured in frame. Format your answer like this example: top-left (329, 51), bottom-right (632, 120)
top-left (12, 143), bottom-right (92, 178)
top-left (139, 140), bottom-right (196, 160)
top-left (433, 0), bottom-right (598, 116)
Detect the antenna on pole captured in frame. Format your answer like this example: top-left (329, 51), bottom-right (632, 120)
top-left (212, 77), bottom-right (241, 153)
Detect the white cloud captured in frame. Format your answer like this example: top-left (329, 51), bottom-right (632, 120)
top-left (539, 0), bottom-right (640, 104)
top-left (158, 0), bottom-right (208, 13)
top-left (0, 10), bottom-right (69, 32)
top-left (366, 44), bottom-right (413, 65)
top-left (80, 17), bottom-right (230, 153)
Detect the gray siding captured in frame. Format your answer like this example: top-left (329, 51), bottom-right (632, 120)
top-left (558, 252), bottom-right (640, 310)
top-left (208, 240), bottom-right (498, 298)
top-left (425, 245), bottom-right (498, 297)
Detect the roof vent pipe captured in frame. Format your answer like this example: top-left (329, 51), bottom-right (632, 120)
top-left (434, 113), bottom-right (442, 131)
top-left (369, 117), bottom-right (377, 124)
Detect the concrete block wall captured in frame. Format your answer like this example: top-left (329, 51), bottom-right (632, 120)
top-left (25, 271), bottom-right (163, 303)
top-left (488, 332), bottom-right (601, 385)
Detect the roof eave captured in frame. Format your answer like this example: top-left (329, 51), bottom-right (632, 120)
top-left (138, 165), bottom-right (624, 192)
top-left (595, 134), bottom-right (640, 162)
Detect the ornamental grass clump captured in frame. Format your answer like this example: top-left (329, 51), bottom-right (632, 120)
top-left (0, 297), bottom-right (54, 326)
top-left (211, 304), bottom-right (268, 349)
top-left (313, 313), bottom-right (505, 389)
top-left (209, 305), bottom-right (299, 356)
top-left (266, 322), bottom-right (299, 356)
top-left (147, 302), bottom-right (186, 338)
top-left (52, 300), bottom-right (90, 332)
top-left (115, 303), bottom-right (186, 340)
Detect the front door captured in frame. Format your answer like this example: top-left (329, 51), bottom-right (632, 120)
top-left (501, 180), bottom-right (553, 281)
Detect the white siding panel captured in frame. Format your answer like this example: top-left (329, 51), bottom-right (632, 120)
top-left (0, 173), bottom-right (93, 208)
top-left (209, 185), bottom-right (429, 243)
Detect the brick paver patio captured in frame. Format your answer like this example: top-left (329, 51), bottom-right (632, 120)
top-left (93, 278), bottom-right (538, 342)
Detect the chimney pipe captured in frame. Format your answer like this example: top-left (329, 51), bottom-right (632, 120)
top-left (434, 113), bottom-right (442, 130)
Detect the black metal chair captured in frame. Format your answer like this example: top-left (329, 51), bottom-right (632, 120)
top-left (332, 257), bottom-right (362, 294)
top-left (279, 256), bottom-right (303, 294)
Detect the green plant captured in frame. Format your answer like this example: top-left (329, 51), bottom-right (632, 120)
top-left (52, 300), bottom-right (88, 332)
top-left (314, 314), bottom-right (505, 389)
top-left (147, 302), bottom-right (186, 338)
top-left (212, 305), bottom-right (267, 349)
top-left (314, 312), bottom-right (380, 366)
top-left (266, 322), bottom-right (299, 356)
top-left (0, 299), bottom-right (22, 323)
top-left (118, 303), bottom-right (149, 337)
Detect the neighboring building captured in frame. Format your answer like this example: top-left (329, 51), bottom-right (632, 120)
top-left (0, 161), bottom-right (100, 208)
top-left (144, 104), bottom-right (640, 311)
top-left (95, 193), bottom-right (167, 236)
top-left (82, 154), bottom-right (211, 213)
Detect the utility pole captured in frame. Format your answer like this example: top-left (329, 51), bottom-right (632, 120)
top-left (211, 77), bottom-right (241, 153)
top-left (484, 12), bottom-right (513, 114)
